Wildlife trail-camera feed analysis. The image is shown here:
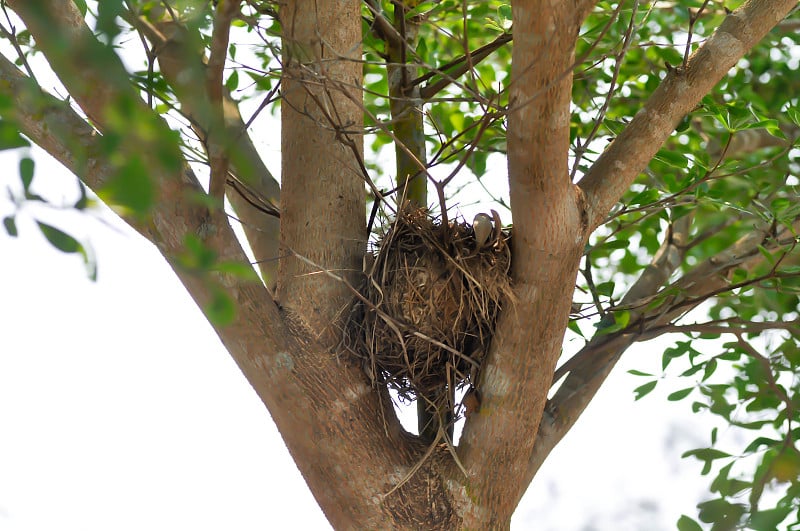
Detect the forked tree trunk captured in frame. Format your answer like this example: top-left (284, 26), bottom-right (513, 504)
top-left (2, 0), bottom-right (797, 528)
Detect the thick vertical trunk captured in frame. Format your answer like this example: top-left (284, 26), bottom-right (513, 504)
top-left (279, 0), bottom-right (366, 338)
top-left (456, 2), bottom-right (586, 526)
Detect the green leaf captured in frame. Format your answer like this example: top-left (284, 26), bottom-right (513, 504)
top-left (743, 437), bottom-right (781, 454)
top-left (180, 234), bottom-right (218, 271)
top-left (601, 239), bottom-right (631, 250)
top-left (662, 342), bottom-right (690, 370)
top-left (668, 387), bottom-right (693, 401)
top-left (36, 222), bottom-right (82, 254)
top-left (0, 120), bottom-right (30, 150)
top-left (675, 115), bottom-right (692, 133)
top-left (681, 363), bottom-right (704, 377)
top-left (683, 447), bottom-right (731, 475)
top-left (613, 310), bottom-right (630, 328)
top-left (787, 105), bottom-right (800, 127)
top-left (654, 148), bottom-right (688, 168)
top-left (628, 188), bottom-right (660, 206)
top-left (676, 514), bottom-right (703, 531)
top-left (682, 448), bottom-right (731, 461)
top-left (225, 69), bottom-right (239, 92)
top-left (566, 319), bottom-right (584, 338)
top-left (596, 281), bottom-right (615, 297)
top-left (206, 288), bottom-right (236, 327)
top-left (702, 358), bottom-right (718, 381)
top-left (213, 261), bottom-right (260, 281)
top-left (756, 244), bottom-right (775, 265)
top-left (98, 157), bottom-right (155, 215)
top-left (3, 215), bottom-right (17, 237)
top-left (96, 0), bottom-right (124, 40)
top-left (19, 157), bottom-right (34, 191)
top-left (74, 180), bottom-right (89, 210)
top-left (633, 380), bottom-right (657, 400)
top-left (73, 0), bottom-right (88, 16)
top-left (749, 506), bottom-right (792, 530)
top-left (770, 446), bottom-right (800, 483)
top-left (697, 498), bottom-right (746, 525)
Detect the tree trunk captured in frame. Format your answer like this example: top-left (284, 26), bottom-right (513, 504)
top-left (279, 0), bottom-right (366, 337)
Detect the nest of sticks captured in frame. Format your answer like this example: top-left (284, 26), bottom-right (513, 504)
top-left (346, 205), bottom-right (513, 419)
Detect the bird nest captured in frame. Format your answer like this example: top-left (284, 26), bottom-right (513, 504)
top-left (346, 206), bottom-right (513, 415)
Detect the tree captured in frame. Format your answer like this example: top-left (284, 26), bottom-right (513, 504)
top-left (2, 0), bottom-right (799, 528)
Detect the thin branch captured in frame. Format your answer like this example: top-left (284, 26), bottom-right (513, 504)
top-left (683, 0), bottom-right (712, 68)
top-left (0, 3), bottom-right (36, 80)
top-left (123, 6), bottom-right (281, 286)
top-left (364, 0), bottom-right (402, 49)
top-left (639, 318), bottom-right (800, 341)
top-left (415, 32), bottom-right (512, 100)
top-left (581, 252), bottom-right (606, 318)
top-left (206, 0), bottom-right (240, 201)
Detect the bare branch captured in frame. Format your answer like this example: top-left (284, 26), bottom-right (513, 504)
top-left (639, 318), bottom-right (800, 341)
top-left (682, 0), bottom-right (713, 68)
top-left (0, 3), bottom-right (36, 80)
top-left (206, 0), bottom-right (241, 202)
top-left (578, 0), bottom-right (799, 232)
top-left (124, 8), bottom-right (281, 288)
top-left (416, 33), bottom-right (512, 100)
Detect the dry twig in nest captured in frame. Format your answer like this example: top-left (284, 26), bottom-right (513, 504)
top-left (346, 205), bottom-right (513, 429)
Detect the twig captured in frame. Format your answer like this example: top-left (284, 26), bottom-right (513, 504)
top-left (206, 0), bottom-right (240, 201)
top-left (416, 33), bottom-right (512, 100)
top-left (0, 2), bottom-right (36, 81)
top-left (683, 0), bottom-right (712, 68)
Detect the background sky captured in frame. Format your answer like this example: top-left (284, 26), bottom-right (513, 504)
top-left (0, 144), bottom-right (725, 530)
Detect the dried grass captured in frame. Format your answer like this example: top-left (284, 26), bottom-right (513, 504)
top-left (346, 205), bottom-right (512, 419)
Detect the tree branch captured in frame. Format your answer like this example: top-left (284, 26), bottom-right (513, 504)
top-left (278, 0), bottom-right (368, 339)
top-left (554, 214), bottom-right (693, 383)
top-left (416, 32), bottom-right (512, 100)
top-left (639, 318), bottom-right (800, 341)
top-left (578, 0), bottom-right (799, 232)
top-left (205, 0), bottom-right (240, 202)
top-left (124, 9), bottom-right (282, 289)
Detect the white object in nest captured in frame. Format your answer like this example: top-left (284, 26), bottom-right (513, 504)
top-left (472, 213), bottom-right (494, 249)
